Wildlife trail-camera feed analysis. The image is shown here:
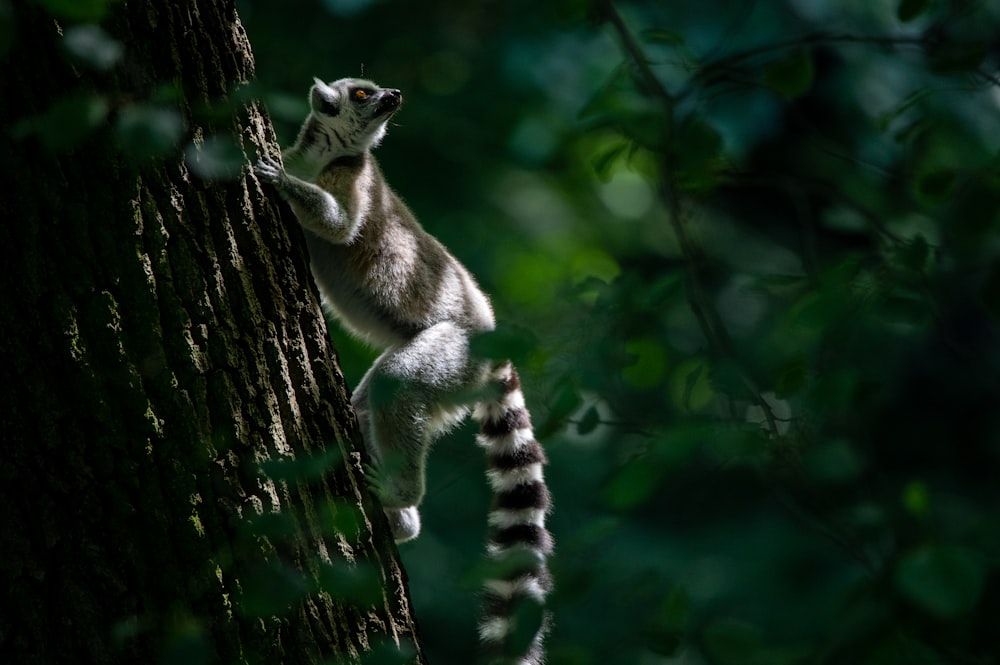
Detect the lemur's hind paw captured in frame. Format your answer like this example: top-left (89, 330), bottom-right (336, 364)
top-left (363, 462), bottom-right (421, 542)
top-left (385, 506), bottom-right (421, 543)
top-left (363, 461), bottom-right (388, 496)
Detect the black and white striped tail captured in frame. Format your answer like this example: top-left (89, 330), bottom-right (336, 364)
top-left (473, 362), bottom-right (553, 665)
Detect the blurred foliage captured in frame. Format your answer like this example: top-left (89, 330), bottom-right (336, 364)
top-left (8, 0), bottom-right (1000, 662)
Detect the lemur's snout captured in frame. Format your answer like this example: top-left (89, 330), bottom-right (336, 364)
top-left (376, 89), bottom-right (402, 115)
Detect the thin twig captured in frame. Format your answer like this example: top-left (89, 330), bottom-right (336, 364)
top-left (597, 0), bottom-right (895, 574)
top-left (680, 31), bottom-right (929, 99)
top-left (599, 0), bottom-right (782, 438)
top-left (769, 485), bottom-right (880, 576)
top-left (596, 0), bottom-right (674, 104)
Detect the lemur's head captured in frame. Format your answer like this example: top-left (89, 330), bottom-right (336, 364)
top-left (305, 77), bottom-right (401, 157)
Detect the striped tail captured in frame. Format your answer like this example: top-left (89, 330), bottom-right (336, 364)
top-left (473, 362), bottom-right (553, 665)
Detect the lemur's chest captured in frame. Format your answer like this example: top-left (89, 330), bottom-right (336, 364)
top-left (307, 215), bottom-right (428, 303)
top-left (314, 167), bottom-right (425, 282)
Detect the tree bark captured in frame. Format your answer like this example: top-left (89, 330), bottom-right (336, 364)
top-left (0, 1), bottom-right (424, 663)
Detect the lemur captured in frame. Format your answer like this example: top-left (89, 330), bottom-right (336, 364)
top-left (254, 77), bottom-right (553, 665)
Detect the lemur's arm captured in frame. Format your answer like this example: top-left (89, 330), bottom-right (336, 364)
top-left (255, 156), bottom-right (357, 244)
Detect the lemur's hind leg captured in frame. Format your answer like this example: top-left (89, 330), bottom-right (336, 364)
top-left (352, 321), bottom-right (487, 542)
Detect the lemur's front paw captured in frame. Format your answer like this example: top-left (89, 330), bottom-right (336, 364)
top-left (254, 155), bottom-right (284, 185)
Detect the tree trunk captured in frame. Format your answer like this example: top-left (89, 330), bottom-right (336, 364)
top-left (0, 1), bottom-right (424, 663)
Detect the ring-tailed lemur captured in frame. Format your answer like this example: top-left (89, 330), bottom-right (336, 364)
top-left (254, 77), bottom-right (553, 665)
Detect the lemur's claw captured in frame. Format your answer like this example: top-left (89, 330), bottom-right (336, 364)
top-left (363, 461), bottom-right (390, 499)
top-left (254, 155), bottom-right (283, 184)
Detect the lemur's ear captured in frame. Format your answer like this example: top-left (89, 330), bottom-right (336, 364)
top-left (310, 78), bottom-right (340, 117)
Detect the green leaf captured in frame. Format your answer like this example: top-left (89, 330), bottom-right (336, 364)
top-left (650, 424), bottom-right (713, 466)
top-left (645, 629), bottom-right (681, 658)
top-left (317, 561), bottom-right (382, 607)
top-left (604, 459), bottom-right (660, 510)
top-left (902, 480), bottom-right (930, 517)
top-left (506, 597), bottom-right (547, 657)
top-left (673, 116), bottom-right (722, 160)
top-left (644, 588), bottom-right (690, 656)
top-left (620, 108), bottom-right (668, 150)
top-left (576, 405), bottom-right (600, 435)
top-left (239, 562), bottom-right (312, 617)
top-left (805, 439), bottom-right (864, 484)
top-left (928, 40), bottom-right (985, 73)
top-left (570, 247), bottom-right (621, 285)
top-left (160, 621), bottom-right (210, 665)
top-left (578, 64), bottom-right (639, 122)
top-left (897, 0), bottom-right (930, 22)
top-left (0, 2), bottom-right (17, 59)
top-left (642, 28), bottom-right (684, 47)
top-left (981, 259), bottom-right (1000, 322)
top-left (894, 116), bottom-right (932, 144)
top-left (259, 448), bottom-right (342, 483)
top-left (774, 358), bottom-right (808, 397)
top-left (360, 639), bottom-right (418, 665)
top-left (894, 545), bottom-right (986, 618)
top-left (591, 141), bottom-right (629, 182)
top-left (669, 356), bottom-right (714, 412)
top-left (184, 135), bottom-right (245, 181)
top-left (876, 89), bottom-right (930, 133)
top-left (807, 368), bottom-right (859, 411)
top-left (245, 512), bottom-right (298, 542)
top-left (754, 274), bottom-right (807, 294)
top-left (916, 170), bottom-right (956, 203)
top-left (894, 235), bottom-right (930, 273)
top-left (36, 0), bottom-right (115, 21)
top-left (622, 337), bottom-right (669, 389)
top-left (12, 92), bottom-right (109, 150)
top-left (670, 116), bottom-right (724, 193)
top-left (469, 324), bottom-right (539, 365)
top-left (114, 104), bottom-right (186, 161)
top-left (762, 48), bottom-right (814, 100)
top-left (702, 619), bottom-right (763, 665)
top-left (63, 24), bottom-right (123, 69)
top-left (878, 288), bottom-right (930, 327)
top-left (536, 384), bottom-right (582, 439)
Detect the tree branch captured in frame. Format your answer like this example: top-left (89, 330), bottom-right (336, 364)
top-left (680, 31), bottom-right (930, 100)
top-left (599, 0), bottom-right (781, 438)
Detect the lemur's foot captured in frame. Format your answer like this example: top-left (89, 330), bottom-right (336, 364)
top-left (363, 461), bottom-right (391, 499)
top-left (363, 462), bottom-right (421, 542)
top-left (384, 506), bottom-right (421, 543)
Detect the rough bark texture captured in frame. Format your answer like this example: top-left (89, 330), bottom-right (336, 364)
top-left (0, 1), bottom-right (424, 663)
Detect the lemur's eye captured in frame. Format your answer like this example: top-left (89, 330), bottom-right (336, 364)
top-left (354, 89), bottom-right (368, 100)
